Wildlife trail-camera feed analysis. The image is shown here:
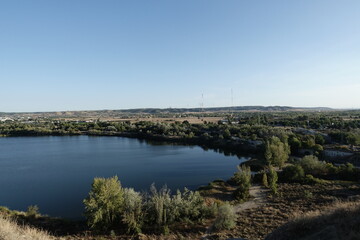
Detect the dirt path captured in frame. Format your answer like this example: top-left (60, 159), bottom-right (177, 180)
top-left (234, 185), bottom-right (269, 212)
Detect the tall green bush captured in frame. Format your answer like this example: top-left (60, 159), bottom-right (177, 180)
top-left (262, 172), bottom-right (269, 187)
top-left (147, 184), bottom-right (172, 227)
top-left (171, 188), bottom-right (208, 223)
top-left (268, 166), bottom-right (278, 194)
top-left (265, 136), bottom-right (290, 167)
top-left (233, 165), bottom-right (251, 201)
top-left (213, 203), bottom-right (237, 230)
top-left (83, 176), bottom-right (124, 230)
top-left (122, 188), bottom-right (144, 233)
top-left (298, 155), bottom-right (327, 176)
top-left (282, 165), bottom-right (305, 182)
top-left (147, 185), bottom-right (210, 228)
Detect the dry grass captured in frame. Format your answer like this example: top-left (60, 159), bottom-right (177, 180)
top-left (0, 215), bottom-right (55, 240)
top-left (265, 200), bottom-right (360, 240)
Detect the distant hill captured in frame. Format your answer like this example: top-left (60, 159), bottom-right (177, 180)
top-left (110, 106), bottom-right (333, 113)
top-left (0, 106), bottom-right (338, 118)
top-left (1, 106), bottom-right (334, 115)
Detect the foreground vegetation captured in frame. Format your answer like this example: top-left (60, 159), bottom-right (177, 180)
top-left (83, 176), bottom-right (226, 234)
top-left (0, 214), bottom-right (54, 240)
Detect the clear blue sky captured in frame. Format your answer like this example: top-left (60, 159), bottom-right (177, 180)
top-left (1, 0), bottom-right (359, 112)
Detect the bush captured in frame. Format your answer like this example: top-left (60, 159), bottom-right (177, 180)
top-left (268, 166), bottom-right (278, 194)
top-left (83, 176), bottom-right (124, 230)
top-left (146, 184), bottom-right (172, 228)
top-left (213, 203), bottom-right (237, 230)
top-left (83, 177), bottom-right (216, 233)
top-left (264, 136), bottom-right (290, 167)
top-left (325, 162), bottom-right (338, 175)
top-left (339, 163), bottom-right (358, 180)
top-left (233, 184), bottom-right (250, 201)
top-left (0, 206), bottom-right (11, 216)
top-left (262, 172), bottom-right (269, 187)
top-left (298, 155), bottom-right (327, 176)
top-left (122, 188), bottom-right (144, 233)
top-left (232, 165), bottom-right (251, 201)
top-left (147, 185), bottom-right (210, 228)
top-left (26, 205), bottom-right (39, 218)
top-left (172, 188), bottom-right (209, 223)
top-left (296, 156), bottom-right (359, 181)
top-left (281, 165), bottom-right (305, 182)
top-left (304, 174), bottom-right (326, 184)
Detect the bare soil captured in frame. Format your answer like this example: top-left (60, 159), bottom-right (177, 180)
top-left (207, 182), bottom-right (360, 240)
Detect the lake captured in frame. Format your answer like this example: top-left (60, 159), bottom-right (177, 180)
top-left (0, 136), bottom-right (247, 219)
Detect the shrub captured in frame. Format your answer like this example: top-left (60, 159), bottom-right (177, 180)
top-left (233, 184), bottom-right (250, 201)
top-left (26, 205), bottom-right (39, 218)
top-left (213, 203), bottom-right (237, 230)
top-left (264, 136), bottom-right (290, 167)
top-left (172, 188), bottom-right (208, 223)
top-left (262, 172), bottom-right (269, 187)
top-left (268, 166), bottom-right (278, 194)
top-left (281, 165), bottom-right (305, 182)
top-left (122, 188), bottom-right (144, 233)
top-left (83, 176), bottom-right (124, 230)
top-left (304, 174), bottom-right (326, 184)
top-left (0, 206), bottom-right (11, 216)
top-left (298, 155), bottom-right (327, 176)
top-left (325, 162), bottom-right (338, 175)
top-left (147, 185), bottom-right (210, 227)
top-left (146, 184), bottom-right (172, 227)
top-left (339, 163), bottom-right (357, 180)
top-left (232, 165), bottom-right (251, 201)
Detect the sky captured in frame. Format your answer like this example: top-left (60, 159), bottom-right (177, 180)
top-left (0, 0), bottom-right (359, 112)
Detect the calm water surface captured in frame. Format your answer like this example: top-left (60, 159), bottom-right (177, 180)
top-left (0, 136), bottom-right (247, 218)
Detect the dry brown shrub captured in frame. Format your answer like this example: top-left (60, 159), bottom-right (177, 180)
top-left (0, 215), bottom-right (55, 240)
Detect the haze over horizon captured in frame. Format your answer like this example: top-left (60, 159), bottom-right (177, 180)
top-left (1, 0), bottom-right (359, 112)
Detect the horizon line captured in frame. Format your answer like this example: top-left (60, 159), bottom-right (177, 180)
top-left (1, 105), bottom-right (360, 114)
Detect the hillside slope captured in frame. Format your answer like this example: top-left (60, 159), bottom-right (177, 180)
top-left (265, 200), bottom-right (360, 240)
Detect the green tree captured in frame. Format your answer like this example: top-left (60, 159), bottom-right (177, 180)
top-left (83, 176), bottom-right (124, 230)
top-left (346, 132), bottom-right (360, 146)
top-left (122, 188), bottom-right (144, 233)
top-left (282, 165), bottom-right (305, 182)
top-left (288, 135), bottom-right (302, 153)
top-left (268, 166), bottom-right (278, 194)
top-left (315, 134), bottom-right (325, 145)
top-left (147, 184), bottom-right (172, 228)
top-left (232, 165), bottom-right (251, 201)
top-left (265, 136), bottom-right (290, 167)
